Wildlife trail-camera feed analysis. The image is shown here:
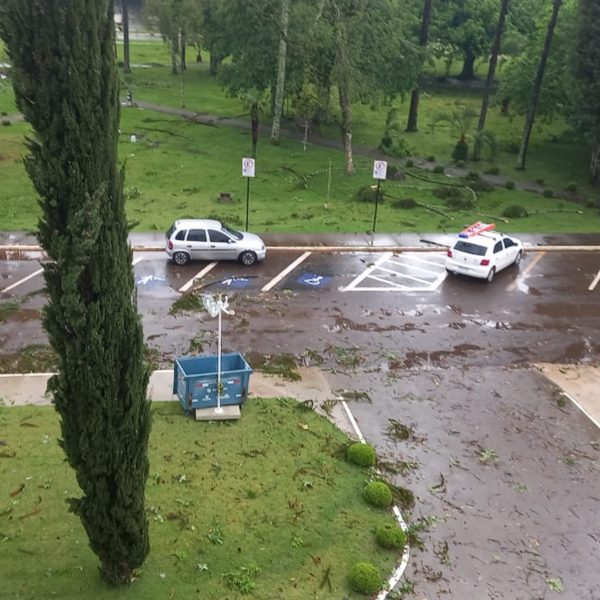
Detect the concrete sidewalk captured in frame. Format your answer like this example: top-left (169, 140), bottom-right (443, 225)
top-left (0, 367), bottom-right (337, 407)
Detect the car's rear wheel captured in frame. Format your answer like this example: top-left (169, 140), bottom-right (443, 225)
top-left (514, 250), bottom-right (523, 266)
top-left (239, 250), bottom-right (257, 266)
top-left (173, 251), bottom-right (190, 266)
top-left (486, 267), bottom-right (496, 283)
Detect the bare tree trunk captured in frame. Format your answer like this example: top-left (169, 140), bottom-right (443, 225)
top-left (338, 80), bottom-right (354, 175)
top-left (122, 0), bottom-right (131, 73)
top-left (473, 0), bottom-right (509, 160)
top-left (406, 0), bottom-right (433, 132)
top-left (459, 48), bottom-right (476, 80)
top-left (170, 45), bottom-right (179, 74)
top-left (180, 30), bottom-right (187, 70)
top-left (270, 0), bottom-right (290, 145)
top-left (209, 53), bottom-right (221, 76)
top-left (516, 0), bottom-right (562, 170)
top-left (591, 138), bottom-right (600, 186)
top-left (251, 103), bottom-right (259, 159)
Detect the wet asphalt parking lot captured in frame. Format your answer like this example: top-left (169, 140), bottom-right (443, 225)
top-left (1, 245), bottom-right (600, 599)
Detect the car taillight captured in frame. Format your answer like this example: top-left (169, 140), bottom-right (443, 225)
top-left (168, 240), bottom-right (173, 250)
top-left (447, 249), bottom-right (452, 257)
top-left (480, 258), bottom-right (490, 266)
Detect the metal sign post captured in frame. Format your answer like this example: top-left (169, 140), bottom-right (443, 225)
top-left (242, 158), bottom-right (256, 231)
top-left (202, 294), bottom-right (235, 414)
top-left (371, 160), bottom-right (387, 242)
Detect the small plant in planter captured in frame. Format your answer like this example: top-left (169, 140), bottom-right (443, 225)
top-left (364, 481), bottom-right (393, 508)
top-left (375, 522), bottom-right (407, 550)
top-left (349, 562), bottom-right (383, 594)
top-left (347, 442), bottom-right (376, 467)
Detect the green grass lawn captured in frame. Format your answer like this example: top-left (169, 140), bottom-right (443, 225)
top-left (0, 42), bottom-right (599, 234)
top-left (0, 398), bottom-right (401, 599)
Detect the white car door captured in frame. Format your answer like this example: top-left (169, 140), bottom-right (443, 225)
top-left (186, 228), bottom-right (210, 260)
top-left (502, 237), bottom-right (520, 265)
top-left (491, 240), bottom-right (507, 271)
top-left (207, 229), bottom-right (238, 261)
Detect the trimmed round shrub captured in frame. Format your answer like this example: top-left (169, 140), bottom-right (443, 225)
top-left (445, 197), bottom-right (475, 210)
top-left (1, 119), bottom-right (11, 127)
top-left (543, 189), bottom-right (554, 198)
top-left (375, 523), bottom-right (407, 550)
top-left (427, 155), bottom-right (436, 161)
top-left (565, 181), bottom-right (578, 193)
top-left (347, 442), bottom-right (376, 467)
top-left (455, 159), bottom-right (466, 168)
top-left (432, 164), bottom-right (445, 174)
top-left (350, 562), bottom-right (383, 594)
top-left (364, 481), bottom-right (393, 508)
top-left (502, 205), bottom-right (529, 218)
top-left (505, 180), bottom-right (515, 190)
top-left (536, 178), bottom-right (545, 186)
top-left (386, 164), bottom-right (405, 181)
top-left (405, 159), bottom-right (414, 168)
top-left (484, 166), bottom-right (500, 175)
top-left (433, 186), bottom-right (462, 200)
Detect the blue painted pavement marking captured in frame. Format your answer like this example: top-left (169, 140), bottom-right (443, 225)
top-left (297, 273), bottom-right (331, 288)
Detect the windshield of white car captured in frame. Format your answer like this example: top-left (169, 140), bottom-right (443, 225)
top-left (222, 225), bottom-right (243, 240)
top-left (454, 241), bottom-right (487, 256)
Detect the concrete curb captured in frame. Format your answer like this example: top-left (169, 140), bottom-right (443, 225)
top-left (2, 243), bottom-right (600, 254)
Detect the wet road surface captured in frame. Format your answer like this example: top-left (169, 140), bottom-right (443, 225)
top-left (1, 248), bottom-right (600, 598)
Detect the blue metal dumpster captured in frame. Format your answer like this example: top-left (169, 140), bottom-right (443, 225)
top-left (173, 353), bottom-right (253, 414)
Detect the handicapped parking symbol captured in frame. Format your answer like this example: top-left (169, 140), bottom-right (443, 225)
top-left (297, 272), bottom-right (331, 288)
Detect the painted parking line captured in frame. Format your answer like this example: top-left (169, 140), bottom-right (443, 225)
top-left (2, 267), bottom-right (44, 293)
top-left (588, 269), bottom-right (600, 292)
top-left (508, 251), bottom-right (545, 292)
top-left (132, 256), bottom-right (145, 266)
top-left (340, 252), bottom-right (393, 292)
top-left (261, 251), bottom-right (311, 292)
top-left (341, 252), bottom-right (447, 293)
top-left (179, 262), bottom-right (218, 293)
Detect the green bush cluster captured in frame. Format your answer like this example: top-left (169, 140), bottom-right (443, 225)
top-left (502, 205), bottom-right (529, 218)
top-left (355, 186), bottom-right (383, 203)
top-left (349, 562), bottom-right (383, 594)
top-left (543, 189), bottom-right (554, 198)
top-left (565, 182), bottom-right (578, 193)
top-left (375, 523), bottom-right (407, 550)
top-left (405, 159), bottom-right (414, 168)
top-left (505, 180), bottom-right (515, 189)
top-left (386, 164), bottom-right (405, 181)
top-left (391, 197), bottom-right (417, 210)
top-left (484, 166), bottom-right (501, 175)
top-left (364, 481), bottom-right (393, 508)
top-left (432, 164), bottom-right (445, 174)
top-left (346, 442), bottom-right (376, 467)
top-left (445, 197), bottom-right (475, 210)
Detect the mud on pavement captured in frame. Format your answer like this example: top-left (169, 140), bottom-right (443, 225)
top-left (326, 366), bottom-right (600, 600)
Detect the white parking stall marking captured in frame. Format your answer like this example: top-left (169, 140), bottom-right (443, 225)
top-left (2, 267), bottom-right (44, 293)
top-left (340, 252), bottom-right (393, 292)
top-left (375, 265), bottom-right (433, 285)
top-left (132, 256), bottom-right (145, 266)
top-left (179, 262), bottom-right (218, 293)
top-left (588, 269), bottom-right (600, 292)
top-left (261, 251), bottom-right (312, 292)
top-left (342, 252), bottom-right (446, 293)
top-left (508, 251), bottom-right (545, 292)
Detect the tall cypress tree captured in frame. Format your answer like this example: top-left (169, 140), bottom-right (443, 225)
top-left (0, 0), bottom-right (151, 585)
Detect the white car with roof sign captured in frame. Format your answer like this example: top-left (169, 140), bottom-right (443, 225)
top-left (165, 219), bottom-right (266, 266)
top-left (445, 222), bottom-right (524, 283)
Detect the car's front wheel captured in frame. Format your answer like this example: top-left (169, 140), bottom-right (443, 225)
top-left (172, 251), bottom-right (190, 266)
top-left (239, 250), bottom-right (257, 266)
top-left (486, 267), bottom-right (496, 283)
top-left (514, 250), bottom-right (523, 266)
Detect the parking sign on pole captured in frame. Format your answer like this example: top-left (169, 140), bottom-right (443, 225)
top-left (371, 160), bottom-right (387, 239)
top-left (242, 158), bottom-right (255, 231)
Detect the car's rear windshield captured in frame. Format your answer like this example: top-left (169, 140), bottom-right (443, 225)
top-left (222, 224), bottom-right (242, 240)
top-left (454, 241), bottom-right (487, 256)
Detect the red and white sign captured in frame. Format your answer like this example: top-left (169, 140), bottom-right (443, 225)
top-left (242, 157), bottom-right (255, 178)
top-left (373, 160), bottom-right (387, 180)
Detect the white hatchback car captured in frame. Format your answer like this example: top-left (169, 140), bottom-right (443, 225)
top-left (445, 230), bottom-right (523, 282)
top-left (165, 219), bottom-right (267, 266)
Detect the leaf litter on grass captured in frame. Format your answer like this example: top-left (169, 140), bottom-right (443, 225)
top-left (0, 399), bottom-right (400, 599)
